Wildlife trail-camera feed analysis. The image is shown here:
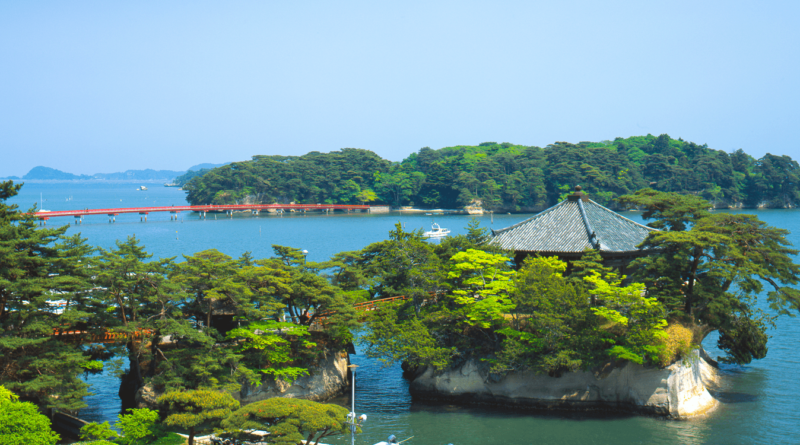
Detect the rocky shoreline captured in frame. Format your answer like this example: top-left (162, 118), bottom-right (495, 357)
top-left (134, 349), bottom-right (350, 408)
top-left (405, 348), bottom-right (719, 419)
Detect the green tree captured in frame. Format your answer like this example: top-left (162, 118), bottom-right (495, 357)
top-left (0, 181), bottom-right (96, 411)
top-left (115, 408), bottom-right (159, 445)
top-left (80, 421), bottom-right (119, 442)
top-left (221, 398), bottom-right (352, 445)
top-left (158, 389), bottom-right (240, 445)
top-left (225, 321), bottom-right (316, 382)
top-left (493, 256), bottom-right (597, 375)
top-left (359, 223), bottom-right (445, 312)
top-left (447, 249), bottom-right (515, 328)
top-left (94, 237), bottom-right (181, 393)
top-left (622, 191), bottom-right (800, 363)
top-left (0, 385), bottom-right (60, 445)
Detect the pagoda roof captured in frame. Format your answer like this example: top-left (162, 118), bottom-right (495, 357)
top-left (489, 193), bottom-right (658, 257)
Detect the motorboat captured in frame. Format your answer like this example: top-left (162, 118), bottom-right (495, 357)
top-left (138, 186), bottom-right (148, 191)
top-left (423, 222), bottom-right (450, 238)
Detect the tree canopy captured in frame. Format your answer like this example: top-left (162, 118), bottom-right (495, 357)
top-left (221, 398), bottom-right (352, 445)
top-left (182, 135), bottom-right (800, 211)
top-left (621, 189), bottom-right (800, 364)
top-left (0, 180), bottom-right (359, 426)
top-left (158, 389), bottom-right (240, 445)
top-left (0, 385), bottom-right (60, 445)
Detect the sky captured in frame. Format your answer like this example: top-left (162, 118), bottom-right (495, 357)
top-left (1, 1), bottom-right (799, 177)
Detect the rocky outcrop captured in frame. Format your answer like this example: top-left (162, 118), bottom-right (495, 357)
top-left (407, 348), bottom-right (718, 419)
top-left (236, 351), bottom-right (349, 404)
top-left (135, 350), bottom-right (350, 408)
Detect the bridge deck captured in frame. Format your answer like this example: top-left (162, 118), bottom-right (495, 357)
top-left (32, 203), bottom-right (371, 219)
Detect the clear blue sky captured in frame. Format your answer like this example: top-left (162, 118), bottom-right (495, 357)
top-left (2, 1), bottom-right (798, 177)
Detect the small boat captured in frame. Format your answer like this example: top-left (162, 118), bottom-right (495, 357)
top-left (137, 186), bottom-right (148, 191)
top-left (423, 222), bottom-right (450, 239)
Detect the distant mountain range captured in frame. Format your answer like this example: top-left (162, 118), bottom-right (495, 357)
top-left (1, 163), bottom-right (229, 181)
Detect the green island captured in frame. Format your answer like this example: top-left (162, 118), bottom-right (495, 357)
top-left (180, 134), bottom-right (800, 211)
top-left (2, 169), bottom-right (800, 443)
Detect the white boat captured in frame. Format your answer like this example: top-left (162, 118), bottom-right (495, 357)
top-left (137, 186), bottom-right (148, 191)
top-left (423, 222), bottom-right (450, 238)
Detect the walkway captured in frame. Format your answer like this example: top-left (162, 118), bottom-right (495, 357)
top-left (31, 203), bottom-right (372, 223)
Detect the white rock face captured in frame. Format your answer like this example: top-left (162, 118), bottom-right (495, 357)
top-left (136, 350), bottom-right (349, 407)
top-left (408, 349), bottom-right (718, 418)
top-left (236, 351), bottom-right (350, 404)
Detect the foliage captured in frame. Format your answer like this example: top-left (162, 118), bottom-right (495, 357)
top-left (80, 421), bottom-right (119, 441)
top-left (72, 441), bottom-right (117, 445)
top-left (183, 148), bottom-right (391, 206)
top-left (623, 190), bottom-right (800, 364)
top-left (657, 324), bottom-right (695, 368)
top-left (358, 223), bottom-right (446, 309)
top-left (360, 225), bottom-right (672, 375)
top-left (0, 386), bottom-right (60, 445)
top-left (0, 181), bottom-right (97, 411)
top-left (221, 398), bottom-right (352, 445)
top-left (158, 389), bottom-right (239, 445)
top-left (584, 272), bottom-right (667, 365)
top-left (226, 321), bottom-right (315, 382)
top-left (492, 256), bottom-right (596, 375)
top-left (147, 433), bottom-right (185, 445)
top-left (448, 249), bottom-right (515, 328)
top-left (182, 135), bottom-right (800, 211)
top-left (115, 408), bottom-right (159, 445)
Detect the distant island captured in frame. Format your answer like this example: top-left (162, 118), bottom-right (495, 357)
top-left (3, 163), bottom-right (229, 182)
top-left (182, 134), bottom-right (800, 211)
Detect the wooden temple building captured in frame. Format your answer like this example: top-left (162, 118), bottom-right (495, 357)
top-left (489, 186), bottom-right (658, 273)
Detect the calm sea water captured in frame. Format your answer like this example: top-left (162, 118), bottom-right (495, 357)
top-left (9, 181), bottom-right (800, 445)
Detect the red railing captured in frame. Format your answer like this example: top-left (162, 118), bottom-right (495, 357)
top-left (30, 203), bottom-right (371, 219)
top-left (52, 328), bottom-right (153, 344)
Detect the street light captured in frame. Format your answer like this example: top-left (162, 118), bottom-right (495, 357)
top-left (346, 364), bottom-right (366, 445)
top-left (302, 249), bottom-right (308, 266)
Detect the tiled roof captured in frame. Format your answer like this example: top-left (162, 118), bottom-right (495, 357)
top-left (489, 198), bottom-right (658, 255)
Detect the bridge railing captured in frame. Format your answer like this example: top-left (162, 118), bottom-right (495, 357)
top-left (52, 328), bottom-right (152, 344)
top-left (29, 203), bottom-right (372, 219)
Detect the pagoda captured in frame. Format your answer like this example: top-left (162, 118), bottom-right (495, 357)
top-left (489, 186), bottom-right (658, 273)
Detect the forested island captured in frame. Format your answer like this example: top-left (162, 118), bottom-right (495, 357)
top-left (183, 134), bottom-right (800, 211)
top-left (1, 163), bottom-right (229, 182)
top-left (3, 170), bottom-right (800, 443)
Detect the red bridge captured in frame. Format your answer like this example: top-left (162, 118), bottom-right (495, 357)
top-left (50, 295), bottom-right (416, 343)
top-left (31, 203), bottom-right (374, 223)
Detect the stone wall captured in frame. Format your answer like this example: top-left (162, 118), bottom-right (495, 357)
top-left (407, 348), bottom-right (718, 419)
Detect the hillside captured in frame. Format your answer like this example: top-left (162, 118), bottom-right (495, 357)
top-left (23, 166), bottom-right (93, 180)
top-left (18, 163), bottom-right (229, 182)
top-left (182, 135), bottom-right (800, 210)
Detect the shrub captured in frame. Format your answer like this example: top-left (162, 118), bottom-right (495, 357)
top-left (148, 432), bottom-right (186, 445)
top-left (657, 324), bottom-right (694, 367)
top-left (72, 441), bottom-right (117, 445)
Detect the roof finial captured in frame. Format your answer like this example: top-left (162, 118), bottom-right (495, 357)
top-left (567, 185), bottom-right (589, 202)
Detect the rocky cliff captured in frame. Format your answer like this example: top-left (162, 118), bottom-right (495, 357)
top-left (407, 348), bottom-right (718, 419)
top-left (136, 350), bottom-right (349, 408)
top-left (235, 350), bottom-right (349, 404)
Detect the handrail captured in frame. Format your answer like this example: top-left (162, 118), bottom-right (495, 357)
top-left (27, 203), bottom-right (372, 219)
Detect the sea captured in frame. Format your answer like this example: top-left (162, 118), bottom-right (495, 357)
top-left (7, 180), bottom-right (800, 445)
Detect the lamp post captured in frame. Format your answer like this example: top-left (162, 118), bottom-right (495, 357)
top-left (302, 249), bottom-right (308, 266)
top-left (346, 364), bottom-right (366, 445)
